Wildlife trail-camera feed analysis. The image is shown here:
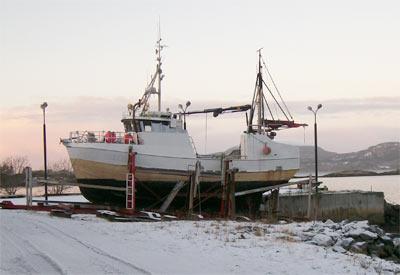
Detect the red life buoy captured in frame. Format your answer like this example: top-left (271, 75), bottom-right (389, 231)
top-left (263, 144), bottom-right (271, 155)
top-left (105, 131), bottom-right (116, 143)
top-left (124, 133), bottom-right (134, 144)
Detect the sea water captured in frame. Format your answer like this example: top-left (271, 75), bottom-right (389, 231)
top-left (321, 175), bottom-right (400, 204)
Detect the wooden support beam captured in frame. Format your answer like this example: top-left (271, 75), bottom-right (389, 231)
top-left (228, 171), bottom-right (236, 219)
top-left (188, 174), bottom-right (195, 214)
top-left (263, 188), bottom-right (280, 220)
top-left (188, 161), bottom-right (201, 215)
top-left (159, 181), bottom-right (185, 213)
top-left (220, 160), bottom-right (230, 218)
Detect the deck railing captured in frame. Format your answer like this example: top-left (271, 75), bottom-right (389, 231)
top-left (66, 131), bottom-right (138, 144)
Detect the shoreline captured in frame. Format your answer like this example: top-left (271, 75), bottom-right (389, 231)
top-left (296, 170), bottom-right (399, 178)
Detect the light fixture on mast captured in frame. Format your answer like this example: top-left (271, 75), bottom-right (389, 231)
top-left (178, 101), bottom-right (191, 130)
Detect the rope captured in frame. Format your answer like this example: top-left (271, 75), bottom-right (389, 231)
top-left (261, 57), bottom-right (294, 120)
top-left (262, 91), bottom-right (275, 120)
top-left (262, 79), bottom-right (290, 121)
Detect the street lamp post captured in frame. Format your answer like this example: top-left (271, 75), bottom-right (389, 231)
top-left (307, 104), bottom-right (322, 193)
top-left (41, 102), bottom-right (48, 203)
top-left (178, 101), bottom-right (191, 130)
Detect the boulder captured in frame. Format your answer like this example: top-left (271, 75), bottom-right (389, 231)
top-left (324, 219), bottom-right (335, 226)
top-left (367, 243), bottom-right (387, 258)
top-left (350, 241), bottom-right (368, 254)
top-left (359, 230), bottom-right (378, 241)
top-left (368, 225), bottom-right (384, 236)
top-left (345, 228), bottom-right (377, 241)
top-left (379, 235), bottom-right (394, 246)
top-left (323, 230), bottom-right (340, 242)
top-left (336, 237), bottom-right (354, 249)
top-left (311, 234), bottom-right (334, 247)
top-left (393, 238), bottom-right (400, 258)
top-left (393, 238), bottom-right (400, 248)
top-left (299, 232), bottom-right (314, 241)
top-left (332, 245), bottom-right (346, 253)
top-left (343, 220), bottom-right (369, 233)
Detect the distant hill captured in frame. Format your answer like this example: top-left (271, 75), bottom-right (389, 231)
top-left (300, 142), bottom-right (400, 174)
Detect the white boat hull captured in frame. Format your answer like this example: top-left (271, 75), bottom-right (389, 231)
top-left (63, 132), bottom-right (300, 207)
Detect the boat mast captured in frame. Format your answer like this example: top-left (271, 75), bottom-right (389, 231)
top-left (245, 49), bottom-right (308, 135)
top-left (247, 48), bottom-right (267, 134)
top-left (127, 30), bottom-right (166, 125)
top-left (256, 49), bottom-right (263, 133)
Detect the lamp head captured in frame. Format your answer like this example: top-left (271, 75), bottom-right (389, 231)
top-left (317, 104), bottom-right (322, 110)
top-left (307, 106), bottom-right (313, 111)
top-left (41, 102), bottom-right (48, 110)
top-left (186, 101), bottom-right (191, 108)
top-left (178, 104), bottom-right (183, 111)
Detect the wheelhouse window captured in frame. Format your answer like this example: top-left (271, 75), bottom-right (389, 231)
top-left (142, 120), bottom-right (152, 132)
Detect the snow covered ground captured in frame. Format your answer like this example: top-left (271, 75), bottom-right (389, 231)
top-left (6, 195), bottom-right (88, 205)
top-left (1, 210), bottom-right (399, 274)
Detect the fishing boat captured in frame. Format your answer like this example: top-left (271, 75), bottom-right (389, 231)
top-left (62, 38), bottom-right (306, 210)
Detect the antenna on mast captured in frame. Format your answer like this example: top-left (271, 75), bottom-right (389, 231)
top-left (155, 18), bottom-right (167, 112)
top-left (158, 16), bottom-right (161, 42)
top-left (156, 18), bottom-right (163, 111)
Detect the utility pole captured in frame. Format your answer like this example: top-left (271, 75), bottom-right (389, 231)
top-left (307, 104), bottom-right (322, 193)
top-left (41, 102), bottom-right (48, 203)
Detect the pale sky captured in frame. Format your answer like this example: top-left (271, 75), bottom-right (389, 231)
top-left (0, 0), bottom-right (399, 168)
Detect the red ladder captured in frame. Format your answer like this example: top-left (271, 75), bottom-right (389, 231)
top-left (126, 151), bottom-right (136, 210)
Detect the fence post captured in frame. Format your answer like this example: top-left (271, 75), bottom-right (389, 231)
top-left (307, 174), bottom-right (312, 219)
top-left (25, 167), bottom-right (33, 207)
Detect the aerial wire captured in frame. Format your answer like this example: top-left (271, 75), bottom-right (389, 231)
top-left (261, 57), bottom-right (293, 120)
top-left (262, 79), bottom-right (290, 121)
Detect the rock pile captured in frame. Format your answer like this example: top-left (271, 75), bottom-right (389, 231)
top-left (298, 220), bottom-right (400, 263)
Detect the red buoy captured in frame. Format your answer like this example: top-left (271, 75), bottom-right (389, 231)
top-left (105, 131), bottom-right (116, 143)
top-left (262, 144), bottom-right (271, 155)
top-left (124, 133), bottom-right (134, 144)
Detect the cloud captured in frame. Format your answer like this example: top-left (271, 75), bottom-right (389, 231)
top-left (288, 97), bottom-right (400, 115)
top-left (2, 96), bottom-right (399, 122)
top-left (0, 96), bottom-right (126, 123)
